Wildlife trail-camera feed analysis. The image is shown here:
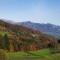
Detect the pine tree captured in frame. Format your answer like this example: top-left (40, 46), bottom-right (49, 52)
top-left (2, 34), bottom-right (9, 50)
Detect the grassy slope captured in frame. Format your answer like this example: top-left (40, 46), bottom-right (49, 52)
top-left (6, 49), bottom-right (60, 60)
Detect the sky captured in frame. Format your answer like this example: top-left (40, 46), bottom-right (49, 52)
top-left (0, 0), bottom-right (60, 25)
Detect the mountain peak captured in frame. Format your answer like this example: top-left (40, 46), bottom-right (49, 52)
top-left (25, 21), bottom-right (32, 23)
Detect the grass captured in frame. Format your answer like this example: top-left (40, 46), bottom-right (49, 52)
top-left (5, 48), bottom-right (60, 60)
top-left (1, 48), bottom-right (60, 60)
top-left (7, 49), bottom-right (50, 57)
top-left (30, 48), bottom-right (51, 56)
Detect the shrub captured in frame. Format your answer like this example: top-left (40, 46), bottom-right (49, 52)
top-left (0, 49), bottom-right (7, 60)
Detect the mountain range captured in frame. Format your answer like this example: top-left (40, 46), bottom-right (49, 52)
top-left (17, 21), bottom-right (60, 38)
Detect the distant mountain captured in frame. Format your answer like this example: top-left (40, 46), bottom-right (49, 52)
top-left (0, 19), bottom-right (57, 51)
top-left (17, 21), bottom-right (60, 38)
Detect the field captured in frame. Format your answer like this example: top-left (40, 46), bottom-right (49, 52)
top-left (4, 48), bottom-right (60, 60)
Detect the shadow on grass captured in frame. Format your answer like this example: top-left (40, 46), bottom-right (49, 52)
top-left (25, 51), bottom-right (40, 56)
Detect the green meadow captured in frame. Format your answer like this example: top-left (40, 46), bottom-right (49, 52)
top-left (1, 48), bottom-right (59, 60)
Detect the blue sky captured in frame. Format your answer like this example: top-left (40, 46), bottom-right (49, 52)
top-left (0, 0), bottom-right (60, 25)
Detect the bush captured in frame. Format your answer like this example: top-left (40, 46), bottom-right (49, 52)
top-left (0, 49), bottom-right (7, 60)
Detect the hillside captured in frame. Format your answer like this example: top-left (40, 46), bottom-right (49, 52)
top-left (18, 21), bottom-right (60, 38)
top-left (0, 19), bottom-right (57, 52)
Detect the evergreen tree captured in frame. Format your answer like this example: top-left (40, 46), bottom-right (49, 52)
top-left (2, 34), bottom-right (9, 50)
